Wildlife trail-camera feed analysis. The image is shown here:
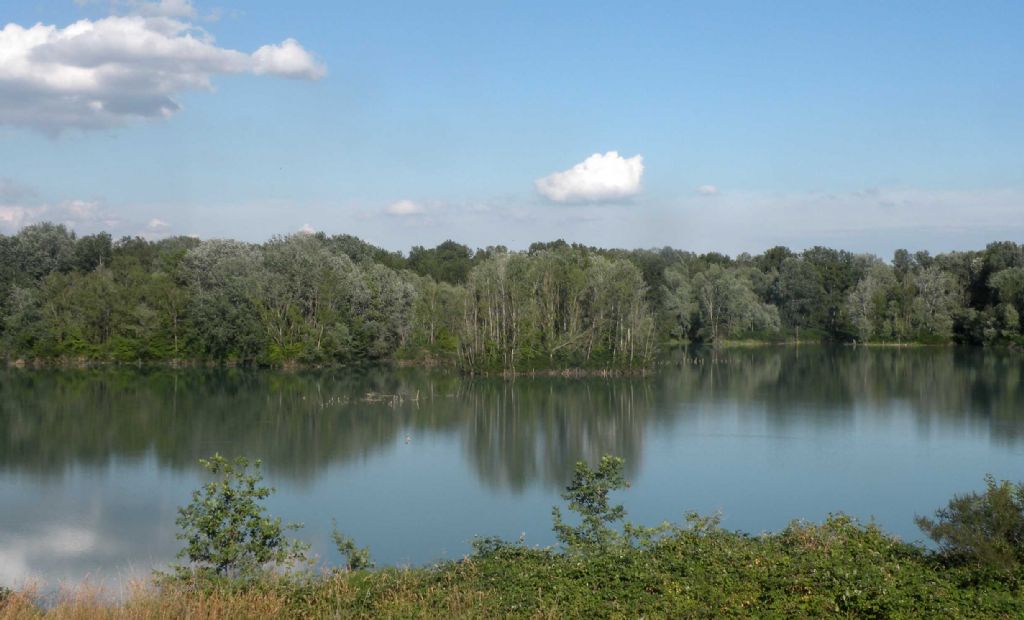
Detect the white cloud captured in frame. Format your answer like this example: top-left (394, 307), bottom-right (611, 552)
top-left (297, 223), bottom-right (316, 234)
top-left (0, 13), bottom-right (325, 132)
top-left (0, 206), bottom-right (36, 227)
top-left (0, 181), bottom-right (134, 234)
top-left (384, 199), bottom-right (425, 216)
top-left (66, 199), bottom-right (101, 218)
top-left (535, 151), bottom-right (644, 203)
top-left (696, 185), bottom-right (719, 196)
top-left (253, 39), bottom-right (326, 79)
top-left (147, 217), bottom-right (169, 230)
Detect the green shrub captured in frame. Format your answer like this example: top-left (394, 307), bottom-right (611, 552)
top-left (331, 521), bottom-right (374, 571)
top-left (916, 474), bottom-right (1024, 582)
top-left (551, 455), bottom-right (674, 554)
top-left (172, 454), bottom-right (309, 581)
top-left (551, 455), bottom-right (630, 551)
top-left (469, 535), bottom-right (517, 557)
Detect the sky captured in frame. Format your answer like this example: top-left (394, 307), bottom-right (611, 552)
top-left (1, 0), bottom-right (1022, 257)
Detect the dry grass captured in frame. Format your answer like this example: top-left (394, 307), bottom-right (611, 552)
top-left (0, 569), bottom-right (504, 620)
top-left (1, 582), bottom-right (290, 620)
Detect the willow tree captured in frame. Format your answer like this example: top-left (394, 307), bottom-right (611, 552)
top-left (457, 249), bottom-right (655, 372)
top-left (690, 265), bottom-right (779, 342)
top-left (912, 266), bottom-right (962, 341)
top-left (585, 255), bottom-right (655, 366)
top-left (409, 275), bottom-right (466, 352)
top-left (256, 234), bottom-right (364, 362)
top-left (180, 240), bottom-right (266, 362)
top-left (845, 263), bottom-right (898, 342)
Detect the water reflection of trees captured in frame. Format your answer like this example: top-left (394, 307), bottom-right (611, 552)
top-left (661, 346), bottom-right (1024, 444)
top-left (454, 378), bottom-right (650, 490)
top-left (1, 347), bottom-right (1022, 487)
top-left (0, 367), bottom-right (653, 488)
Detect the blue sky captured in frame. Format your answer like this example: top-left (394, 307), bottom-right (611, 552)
top-left (1, 0), bottom-right (1022, 256)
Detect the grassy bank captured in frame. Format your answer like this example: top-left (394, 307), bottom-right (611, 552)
top-left (4, 458), bottom-right (1022, 619)
top-left (3, 516), bottom-right (1022, 619)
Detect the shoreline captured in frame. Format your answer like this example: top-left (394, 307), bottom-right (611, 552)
top-left (1, 355), bottom-right (652, 377)
top-left (3, 340), bottom-right (1018, 372)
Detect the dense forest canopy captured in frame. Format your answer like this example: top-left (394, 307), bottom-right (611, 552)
top-left (1, 223), bottom-right (1022, 370)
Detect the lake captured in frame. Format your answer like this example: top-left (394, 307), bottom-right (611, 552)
top-left (2, 346), bottom-right (1023, 589)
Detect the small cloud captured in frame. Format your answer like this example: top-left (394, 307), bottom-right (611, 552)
top-left (253, 38), bottom-right (326, 80)
top-left (0, 206), bottom-right (36, 227)
top-left (0, 182), bottom-right (113, 231)
top-left (696, 185), bottom-right (719, 196)
top-left (535, 151), bottom-right (644, 203)
top-left (384, 199), bottom-right (425, 216)
top-left (65, 200), bottom-right (101, 218)
top-left (297, 223), bottom-right (316, 235)
top-left (147, 217), bottom-right (170, 230)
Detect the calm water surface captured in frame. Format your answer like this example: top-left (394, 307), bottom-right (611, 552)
top-left (2, 346), bottom-right (1023, 588)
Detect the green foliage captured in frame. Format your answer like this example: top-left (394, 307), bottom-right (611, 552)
top-left (469, 535), bottom-right (520, 557)
top-left (156, 512), bottom-right (1021, 618)
top-left (457, 250), bottom-right (656, 372)
top-left (331, 521), bottom-right (374, 571)
top-left (173, 454), bottom-right (309, 580)
top-left (11, 222), bottom-right (76, 281)
top-left (13, 464), bottom-right (1024, 617)
top-left (550, 455), bottom-right (695, 555)
top-left (464, 496), bottom-right (1021, 617)
top-left (916, 475), bottom-right (1024, 582)
top-left (690, 264), bottom-right (780, 342)
top-left (552, 455), bottom-right (632, 551)
top-left (4, 226), bottom-right (1024, 365)
top-left (72, 232), bottom-right (113, 272)
top-left (327, 233), bottom-right (407, 271)
top-left (407, 240), bottom-right (477, 284)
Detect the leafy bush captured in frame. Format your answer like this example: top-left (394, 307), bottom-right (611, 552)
top-left (916, 474), bottom-right (1024, 582)
top-left (469, 535), bottom-right (517, 557)
top-left (773, 515), bottom-right (936, 617)
top-left (172, 454), bottom-right (309, 581)
top-left (551, 455), bottom-right (674, 553)
top-left (551, 455), bottom-right (630, 550)
top-left (331, 521), bottom-right (374, 571)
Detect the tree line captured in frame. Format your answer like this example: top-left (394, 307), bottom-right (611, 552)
top-left (1, 223), bottom-right (1022, 370)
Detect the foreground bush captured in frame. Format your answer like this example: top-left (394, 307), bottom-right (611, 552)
top-left (916, 474), bottom-right (1024, 584)
top-left (4, 461), bottom-right (1024, 618)
top-left (4, 519), bottom-right (1023, 619)
top-left (169, 454), bottom-right (309, 582)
